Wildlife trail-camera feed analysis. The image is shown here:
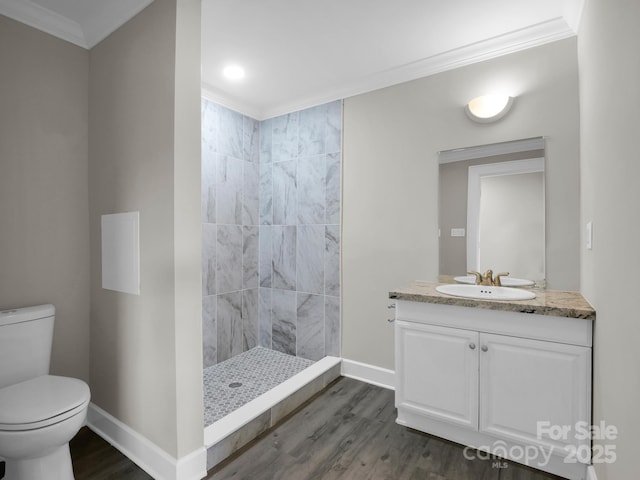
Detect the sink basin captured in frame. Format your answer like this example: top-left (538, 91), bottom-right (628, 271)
top-left (454, 275), bottom-right (535, 287)
top-left (436, 284), bottom-right (536, 301)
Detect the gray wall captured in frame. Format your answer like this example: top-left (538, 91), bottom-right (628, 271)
top-left (173, 0), bottom-right (204, 456)
top-left (0, 16), bottom-right (90, 383)
top-left (579, 0), bottom-right (640, 478)
top-left (343, 38), bottom-right (580, 370)
top-left (201, 100), bottom-right (342, 365)
top-left (89, 0), bottom-right (203, 459)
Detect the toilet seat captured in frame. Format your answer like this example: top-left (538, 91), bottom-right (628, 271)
top-left (0, 375), bottom-right (90, 431)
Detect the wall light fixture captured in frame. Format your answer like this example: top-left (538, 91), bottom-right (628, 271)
top-left (465, 94), bottom-right (514, 123)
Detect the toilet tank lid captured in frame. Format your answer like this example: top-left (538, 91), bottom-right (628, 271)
top-left (0, 304), bottom-right (55, 326)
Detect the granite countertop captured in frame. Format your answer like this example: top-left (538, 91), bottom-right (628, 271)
top-left (389, 281), bottom-right (596, 320)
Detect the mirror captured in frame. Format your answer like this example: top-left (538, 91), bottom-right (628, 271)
top-left (438, 138), bottom-right (546, 286)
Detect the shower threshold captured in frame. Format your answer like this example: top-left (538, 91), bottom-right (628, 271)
top-left (203, 348), bottom-right (341, 470)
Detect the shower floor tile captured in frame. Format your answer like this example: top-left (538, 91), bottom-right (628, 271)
top-left (203, 347), bottom-right (314, 427)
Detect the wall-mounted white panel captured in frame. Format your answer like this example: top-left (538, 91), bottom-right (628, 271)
top-left (101, 212), bottom-right (140, 295)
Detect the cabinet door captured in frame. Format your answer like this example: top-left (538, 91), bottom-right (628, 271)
top-left (396, 320), bottom-right (479, 429)
top-left (479, 333), bottom-right (591, 457)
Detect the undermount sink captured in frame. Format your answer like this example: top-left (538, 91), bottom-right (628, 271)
top-left (454, 275), bottom-right (535, 287)
top-left (436, 284), bottom-right (536, 301)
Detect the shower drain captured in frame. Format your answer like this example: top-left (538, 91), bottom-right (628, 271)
top-left (228, 382), bottom-right (243, 388)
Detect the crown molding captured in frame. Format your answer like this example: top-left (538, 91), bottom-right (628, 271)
top-left (0, 0), bottom-right (154, 49)
top-left (205, 17), bottom-right (577, 120)
top-left (378, 17), bottom-right (576, 84)
top-left (0, 0), bottom-right (87, 47)
top-left (81, 0), bottom-right (154, 48)
top-left (201, 84), bottom-right (263, 121)
top-left (564, 0), bottom-right (585, 34)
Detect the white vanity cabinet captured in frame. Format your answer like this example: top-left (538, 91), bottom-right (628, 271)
top-left (396, 321), bottom-right (479, 429)
top-left (479, 332), bottom-right (590, 452)
top-left (394, 299), bottom-right (593, 480)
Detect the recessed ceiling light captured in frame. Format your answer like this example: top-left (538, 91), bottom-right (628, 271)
top-left (223, 65), bottom-right (245, 80)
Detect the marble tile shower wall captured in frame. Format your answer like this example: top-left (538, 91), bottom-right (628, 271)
top-left (202, 99), bottom-right (342, 367)
top-left (202, 99), bottom-right (261, 368)
top-left (259, 100), bottom-right (342, 362)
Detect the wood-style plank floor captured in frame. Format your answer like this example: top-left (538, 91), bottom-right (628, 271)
top-left (70, 427), bottom-right (152, 480)
top-left (67, 377), bottom-right (566, 480)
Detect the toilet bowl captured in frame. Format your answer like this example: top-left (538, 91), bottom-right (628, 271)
top-left (0, 306), bottom-right (91, 480)
top-left (0, 375), bottom-right (90, 480)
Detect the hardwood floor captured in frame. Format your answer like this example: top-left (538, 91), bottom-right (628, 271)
top-left (70, 428), bottom-right (152, 480)
top-left (207, 377), bottom-right (564, 480)
top-left (67, 377), bottom-right (566, 480)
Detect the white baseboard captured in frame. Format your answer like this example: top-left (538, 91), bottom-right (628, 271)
top-left (86, 403), bottom-right (206, 480)
top-left (587, 465), bottom-right (598, 480)
top-left (341, 358), bottom-right (395, 390)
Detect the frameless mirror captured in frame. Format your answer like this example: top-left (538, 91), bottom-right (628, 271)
top-left (438, 138), bottom-right (546, 286)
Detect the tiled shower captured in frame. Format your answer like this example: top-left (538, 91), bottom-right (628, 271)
top-left (201, 99), bottom-right (342, 368)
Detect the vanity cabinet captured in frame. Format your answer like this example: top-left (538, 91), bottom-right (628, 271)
top-left (478, 332), bottom-right (590, 452)
top-left (394, 299), bottom-right (593, 480)
top-left (396, 321), bottom-right (479, 429)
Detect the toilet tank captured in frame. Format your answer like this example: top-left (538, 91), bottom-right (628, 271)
top-left (0, 304), bottom-right (55, 389)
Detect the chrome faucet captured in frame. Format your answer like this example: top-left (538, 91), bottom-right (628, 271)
top-left (468, 270), bottom-right (510, 286)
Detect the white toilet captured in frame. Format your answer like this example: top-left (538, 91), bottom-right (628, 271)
top-left (0, 305), bottom-right (90, 480)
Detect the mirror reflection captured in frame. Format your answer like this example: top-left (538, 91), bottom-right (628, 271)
top-left (438, 138), bottom-right (546, 287)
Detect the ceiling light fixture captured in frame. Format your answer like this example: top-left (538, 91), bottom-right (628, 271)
top-left (223, 65), bottom-right (245, 80)
top-left (465, 94), bottom-right (514, 123)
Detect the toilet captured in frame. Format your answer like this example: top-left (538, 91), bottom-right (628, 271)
top-left (0, 305), bottom-right (90, 480)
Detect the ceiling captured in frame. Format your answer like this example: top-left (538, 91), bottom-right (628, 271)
top-left (1, 0), bottom-right (584, 120)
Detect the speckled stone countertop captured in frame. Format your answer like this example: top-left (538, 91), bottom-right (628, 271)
top-left (389, 281), bottom-right (595, 320)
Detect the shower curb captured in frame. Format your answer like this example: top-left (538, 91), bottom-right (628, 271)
top-left (204, 356), bottom-right (342, 470)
